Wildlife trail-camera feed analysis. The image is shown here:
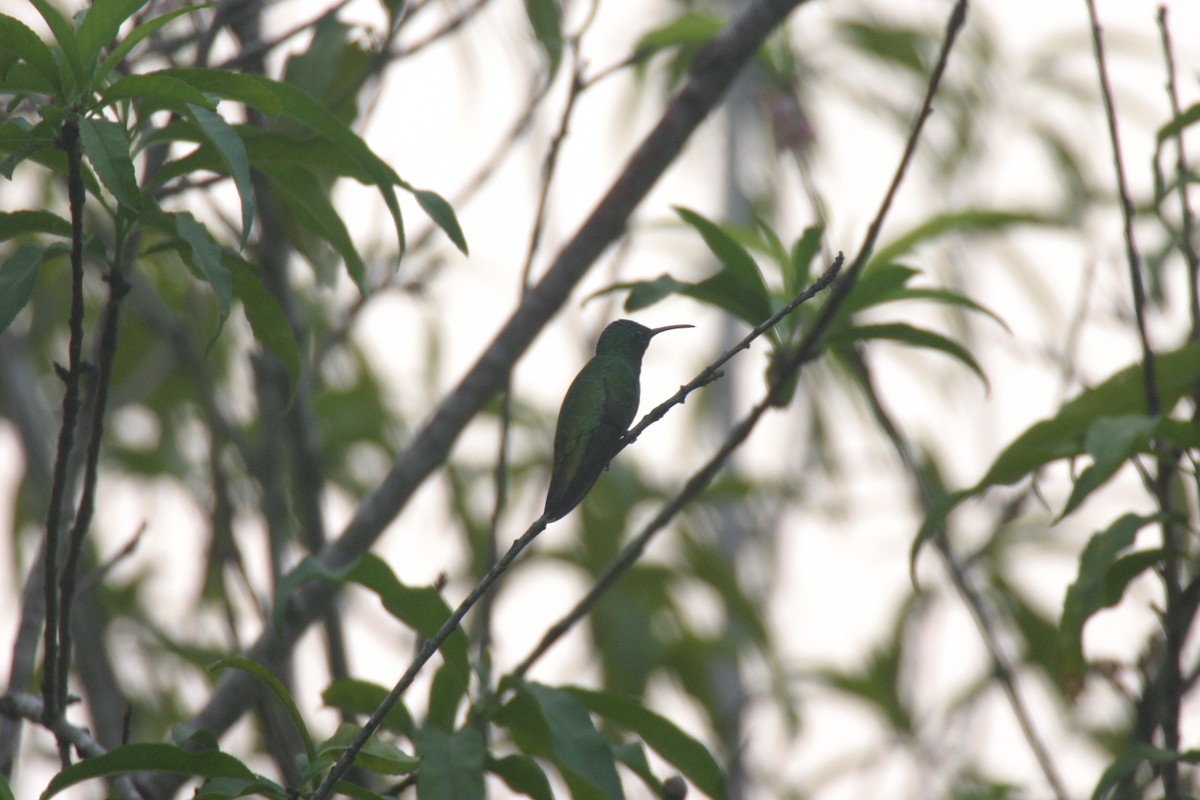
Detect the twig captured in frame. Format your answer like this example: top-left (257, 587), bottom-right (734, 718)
top-left (1083, 2), bottom-right (1181, 795)
top-left (41, 115), bottom-right (89, 764)
top-left (513, 260), bottom-right (842, 677)
top-left (56, 266), bottom-right (130, 742)
top-left (147, 4), bottom-right (814, 794)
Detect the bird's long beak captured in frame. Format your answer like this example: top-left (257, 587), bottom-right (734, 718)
top-left (649, 323), bottom-right (694, 337)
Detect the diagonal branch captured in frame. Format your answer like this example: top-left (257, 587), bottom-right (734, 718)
top-left (144, 1), bottom-right (812, 793)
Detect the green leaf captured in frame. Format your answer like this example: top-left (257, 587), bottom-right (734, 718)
top-left (226, 254), bottom-right (299, 388)
top-left (912, 342), bottom-right (1200, 575)
top-left (524, 0), bottom-right (563, 77)
top-left (317, 723), bottom-right (419, 776)
top-left (209, 656), bottom-right (317, 761)
top-left (322, 678), bottom-right (414, 736)
top-left (975, 343), bottom-right (1200, 491)
top-left (831, 262), bottom-right (919, 323)
top-left (568, 687), bottom-right (729, 800)
top-left (833, 322), bottom-right (988, 389)
top-left (150, 67), bottom-right (283, 116)
top-left (78, 0), bottom-right (150, 71)
top-left (0, 210), bottom-right (71, 241)
top-left (487, 754), bottom-right (554, 800)
top-left (413, 726), bottom-right (485, 800)
top-left (93, 6), bottom-right (212, 87)
top-left (186, 103), bottom-right (255, 248)
top-left (27, 0), bottom-right (82, 89)
top-left (1059, 514), bottom-right (1161, 690)
top-left (78, 116), bottom-right (141, 209)
top-left (1156, 102), bottom-right (1200, 149)
top-left (414, 188), bottom-right (468, 255)
top-left (272, 555), bottom-right (470, 689)
top-left (1090, 744), bottom-right (1200, 800)
top-left (512, 682), bottom-right (624, 800)
top-left (170, 211), bottom-right (232, 339)
top-left (0, 13), bottom-right (60, 92)
top-left (251, 76), bottom-right (404, 255)
top-left (38, 744), bottom-right (269, 799)
top-left (870, 209), bottom-right (1048, 270)
top-left (786, 224), bottom-right (824, 297)
top-left (675, 207), bottom-right (770, 323)
top-left (0, 772), bottom-right (12, 800)
top-left (260, 162), bottom-right (367, 293)
top-left (100, 73), bottom-right (217, 112)
top-left (0, 243), bottom-right (44, 335)
top-left (1058, 415), bottom-right (1160, 520)
top-left (633, 13), bottom-right (722, 63)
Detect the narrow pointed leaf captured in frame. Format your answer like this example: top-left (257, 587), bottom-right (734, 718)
top-left (833, 322), bottom-right (988, 389)
top-left (414, 189), bottom-right (468, 254)
top-left (226, 254), bottom-right (299, 387)
top-left (27, 0), bottom-right (82, 87)
top-left (1059, 514), bottom-right (1160, 689)
top-left (519, 682), bottom-right (624, 800)
top-left (39, 744), bottom-right (263, 799)
top-left (78, 116), bottom-right (141, 209)
top-left (94, 6), bottom-right (212, 87)
top-left (78, 0), bottom-right (149, 69)
top-left (322, 678), bottom-right (414, 736)
top-left (170, 211), bottom-right (231, 338)
top-left (0, 210), bottom-right (71, 241)
top-left (568, 687), bottom-right (729, 800)
top-left (1057, 415), bottom-right (1160, 520)
top-left (187, 103), bottom-right (255, 248)
top-left (0, 244), bottom-right (47, 335)
top-left (487, 754), bottom-right (554, 800)
top-left (209, 656), bottom-right (316, 761)
top-left (413, 727), bottom-right (485, 800)
top-left (318, 723), bottom-right (419, 775)
top-left (0, 13), bottom-right (60, 92)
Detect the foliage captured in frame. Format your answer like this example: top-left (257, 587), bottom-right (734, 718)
top-left (1, 0), bottom-right (1199, 799)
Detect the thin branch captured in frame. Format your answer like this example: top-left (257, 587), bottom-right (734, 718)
top-left (56, 265), bottom-right (130, 727)
top-left (147, 4), bottom-right (813, 794)
top-left (41, 115), bottom-right (89, 763)
top-left (845, 347), bottom-right (1068, 800)
top-left (0, 693), bottom-right (143, 800)
top-left (513, 259), bottom-right (843, 678)
top-left (1083, 3), bottom-right (1181, 794)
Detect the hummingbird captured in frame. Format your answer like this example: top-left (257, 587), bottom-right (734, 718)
top-left (544, 319), bottom-right (693, 522)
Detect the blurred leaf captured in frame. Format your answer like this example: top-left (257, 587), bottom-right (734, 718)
top-left (78, 116), bottom-right (141, 209)
top-left (913, 342), bottom-right (1200, 571)
top-left (225, 254), bottom-right (299, 388)
top-left (101, 73), bottom-right (215, 112)
top-left (209, 656), bottom-right (316, 761)
top-left (1090, 744), bottom-right (1200, 800)
top-left (77, 0), bottom-right (150, 71)
top-left (413, 188), bottom-right (468, 255)
top-left (27, 0), bottom-right (82, 89)
top-left (1059, 514), bottom-right (1163, 690)
top-left (93, 6), bottom-right (211, 87)
top-left (568, 686), bottom-right (729, 800)
top-left (633, 13), bottom-right (722, 85)
top-left (832, 322), bottom-right (988, 389)
top-left (524, 0), bottom-right (563, 77)
top-left (1155, 102), bottom-right (1200, 150)
top-left (185, 103), bottom-right (255, 247)
top-left (0, 244), bottom-right (48, 335)
top-left (487, 754), bottom-right (553, 800)
top-left (317, 723), bottom-right (419, 776)
top-left (413, 726), bottom-right (485, 800)
top-left (1058, 415), bottom-right (1160, 520)
top-left (837, 18), bottom-right (928, 74)
top-left (0, 13), bottom-right (60, 92)
top-left (154, 67), bottom-right (284, 116)
top-left (168, 211), bottom-right (232, 340)
top-left (260, 162), bottom-right (367, 292)
top-left (675, 207), bottom-right (771, 323)
top-left (322, 678), bottom-right (414, 736)
top-left (870, 210), bottom-right (1049, 269)
top-left (787, 224), bottom-right (824, 297)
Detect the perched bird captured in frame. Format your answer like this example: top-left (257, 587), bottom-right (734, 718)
top-left (544, 319), bottom-right (692, 522)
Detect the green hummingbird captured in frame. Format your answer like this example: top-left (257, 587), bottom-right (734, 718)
top-left (544, 319), bottom-right (693, 522)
